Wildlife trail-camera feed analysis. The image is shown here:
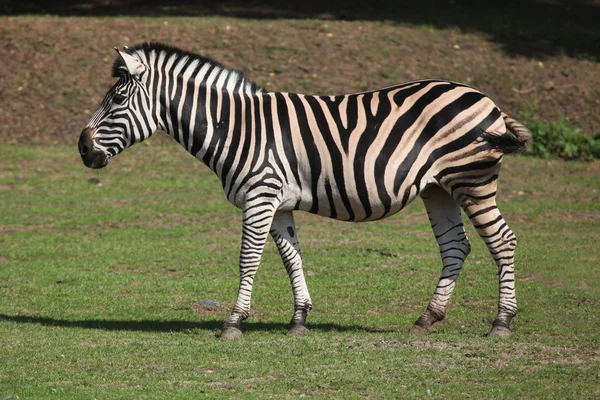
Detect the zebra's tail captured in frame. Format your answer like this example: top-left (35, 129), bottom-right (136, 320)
top-left (482, 111), bottom-right (533, 154)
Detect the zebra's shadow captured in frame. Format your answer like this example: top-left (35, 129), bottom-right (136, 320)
top-left (0, 314), bottom-right (395, 334)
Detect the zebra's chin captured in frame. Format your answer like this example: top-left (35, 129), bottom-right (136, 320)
top-left (85, 157), bottom-right (109, 169)
top-left (80, 152), bottom-right (109, 169)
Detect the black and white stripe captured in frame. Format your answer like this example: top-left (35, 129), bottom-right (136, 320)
top-left (80, 43), bottom-right (531, 338)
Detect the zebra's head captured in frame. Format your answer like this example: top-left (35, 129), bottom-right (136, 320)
top-left (79, 47), bottom-right (155, 169)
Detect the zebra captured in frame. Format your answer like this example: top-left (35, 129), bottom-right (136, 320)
top-left (78, 43), bottom-right (532, 339)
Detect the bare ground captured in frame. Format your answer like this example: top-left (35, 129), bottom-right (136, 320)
top-left (1, 2), bottom-right (599, 144)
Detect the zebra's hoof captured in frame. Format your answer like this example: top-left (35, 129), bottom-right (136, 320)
top-left (408, 324), bottom-right (431, 335)
top-left (488, 325), bottom-right (512, 338)
top-left (287, 324), bottom-right (310, 336)
top-left (220, 327), bottom-right (243, 340)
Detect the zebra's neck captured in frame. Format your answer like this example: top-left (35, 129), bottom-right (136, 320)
top-left (128, 43), bottom-right (263, 172)
top-left (155, 60), bottom-right (263, 176)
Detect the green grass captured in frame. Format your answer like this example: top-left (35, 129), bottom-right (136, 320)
top-left (1, 144), bottom-right (599, 399)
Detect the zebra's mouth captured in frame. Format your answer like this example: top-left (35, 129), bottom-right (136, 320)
top-left (79, 142), bottom-right (109, 169)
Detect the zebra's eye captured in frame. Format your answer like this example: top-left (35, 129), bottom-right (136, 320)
top-left (113, 93), bottom-right (127, 104)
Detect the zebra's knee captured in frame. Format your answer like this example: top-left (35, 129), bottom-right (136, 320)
top-left (506, 230), bottom-right (517, 250)
top-left (461, 235), bottom-right (472, 257)
top-left (444, 231), bottom-right (471, 261)
top-left (497, 227), bottom-right (517, 255)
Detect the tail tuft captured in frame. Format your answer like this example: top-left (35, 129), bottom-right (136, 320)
top-left (482, 112), bottom-right (533, 154)
top-left (502, 112), bottom-right (532, 150)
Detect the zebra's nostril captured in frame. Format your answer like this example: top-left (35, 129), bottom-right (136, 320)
top-left (80, 144), bottom-right (90, 155)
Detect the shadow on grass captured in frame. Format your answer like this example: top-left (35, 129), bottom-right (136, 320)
top-left (3, 0), bottom-right (599, 60)
top-left (0, 314), bottom-right (395, 334)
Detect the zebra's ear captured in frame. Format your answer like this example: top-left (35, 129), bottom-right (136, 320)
top-left (114, 47), bottom-right (146, 77)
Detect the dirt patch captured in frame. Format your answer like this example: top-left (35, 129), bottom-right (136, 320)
top-left (551, 210), bottom-right (600, 224)
top-left (0, 224), bottom-right (54, 235)
top-left (109, 265), bottom-right (142, 275)
top-left (499, 343), bottom-right (600, 366)
top-left (191, 301), bottom-right (229, 317)
top-left (373, 339), bottom-right (462, 351)
top-left (375, 340), bottom-right (600, 367)
top-left (1, 10), bottom-right (600, 145)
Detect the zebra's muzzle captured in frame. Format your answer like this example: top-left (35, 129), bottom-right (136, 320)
top-left (79, 127), bottom-right (109, 169)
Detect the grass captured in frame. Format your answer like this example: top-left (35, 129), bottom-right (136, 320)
top-left (1, 143), bottom-right (599, 399)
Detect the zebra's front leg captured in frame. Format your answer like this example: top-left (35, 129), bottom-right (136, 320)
top-left (270, 211), bottom-right (313, 335)
top-left (221, 200), bottom-right (279, 340)
top-left (410, 186), bottom-right (471, 334)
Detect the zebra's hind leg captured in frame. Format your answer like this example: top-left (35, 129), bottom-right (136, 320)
top-left (221, 198), bottom-right (279, 340)
top-left (462, 198), bottom-right (517, 337)
top-left (270, 211), bottom-right (313, 335)
top-left (447, 159), bottom-right (518, 337)
top-left (410, 186), bottom-right (471, 334)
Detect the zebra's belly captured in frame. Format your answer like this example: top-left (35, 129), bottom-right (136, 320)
top-left (289, 182), bottom-right (423, 222)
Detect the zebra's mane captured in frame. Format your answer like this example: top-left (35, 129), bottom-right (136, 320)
top-left (112, 42), bottom-right (263, 94)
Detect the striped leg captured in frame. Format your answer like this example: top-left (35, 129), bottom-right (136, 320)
top-left (410, 186), bottom-right (471, 334)
top-left (270, 211), bottom-right (313, 335)
top-left (463, 200), bottom-right (517, 337)
top-left (221, 198), bottom-right (279, 340)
